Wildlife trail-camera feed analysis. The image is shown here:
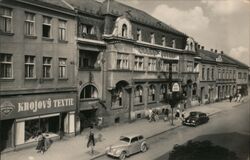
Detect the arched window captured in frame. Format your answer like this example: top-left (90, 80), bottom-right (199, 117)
top-left (90, 26), bottom-right (95, 35)
top-left (148, 85), bottom-right (156, 102)
top-left (160, 84), bottom-right (167, 100)
top-left (122, 24), bottom-right (127, 37)
top-left (80, 85), bottom-right (98, 99)
top-left (112, 87), bottom-right (123, 107)
top-left (135, 85), bottom-right (143, 104)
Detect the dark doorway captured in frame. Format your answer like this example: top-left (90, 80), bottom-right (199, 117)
top-left (79, 109), bottom-right (97, 132)
top-left (0, 119), bottom-right (14, 151)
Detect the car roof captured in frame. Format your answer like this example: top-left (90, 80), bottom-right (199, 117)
top-left (120, 134), bottom-right (143, 139)
top-left (190, 111), bottom-right (206, 114)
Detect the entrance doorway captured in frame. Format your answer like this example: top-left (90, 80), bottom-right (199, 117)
top-left (0, 119), bottom-right (14, 151)
top-left (79, 109), bottom-right (97, 132)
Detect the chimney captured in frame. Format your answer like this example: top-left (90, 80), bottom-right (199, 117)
top-left (201, 46), bottom-right (204, 50)
top-left (210, 48), bottom-right (213, 52)
top-left (215, 49), bottom-right (217, 53)
top-left (220, 51), bottom-right (224, 54)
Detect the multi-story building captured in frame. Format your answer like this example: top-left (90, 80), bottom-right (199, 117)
top-left (0, 0), bottom-right (77, 151)
top-left (1, 0), bottom-right (249, 152)
top-left (196, 47), bottom-right (248, 104)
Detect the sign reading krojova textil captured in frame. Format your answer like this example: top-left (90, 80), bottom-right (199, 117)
top-left (0, 93), bottom-right (76, 120)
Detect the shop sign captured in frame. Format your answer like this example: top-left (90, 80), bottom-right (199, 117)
top-left (172, 83), bottom-right (180, 92)
top-left (0, 93), bottom-right (76, 120)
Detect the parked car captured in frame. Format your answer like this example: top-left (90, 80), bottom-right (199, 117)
top-left (182, 111), bottom-right (209, 127)
top-left (106, 134), bottom-right (148, 160)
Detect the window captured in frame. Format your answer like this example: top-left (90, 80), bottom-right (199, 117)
top-left (59, 58), bottom-right (67, 78)
top-left (134, 85), bottom-right (143, 104)
top-left (160, 60), bottom-right (169, 72)
top-left (207, 68), bottom-right (210, 80)
top-left (186, 62), bottom-right (193, 72)
top-left (42, 16), bottom-right (52, 38)
top-left (148, 58), bottom-right (156, 71)
top-left (150, 33), bottom-right (155, 44)
top-left (58, 20), bottom-right (66, 41)
top-left (172, 63), bottom-right (177, 72)
top-left (222, 69), bottom-right (225, 79)
top-left (244, 73), bottom-right (247, 80)
top-left (238, 72), bottom-right (242, 79)
top-left (162, 36), bottom-right (166, 46)
top-left (122, 24), bottom-right (127, 37)
top-left (25, 55), bottom-right (35, 78)
top-left (211, 68), bottom-right (214, 80)
top-left (134, 56), bottom-right (144, 71)
top-left (218, 69), bottom-right (221, 79)
top-left (160, 84), bottom-right (167, 100)
top-left (43, 57), bottom-right (52, 78)
top-left (80, 24), bottom-right (95, 35)
top-left (0, 7), bottom-right (12, 33)
top-left (0, 53), bottom-right (12, 78)
top-left (111, 87), bottom-right (123, 107)
top-left (233, 70), bottom-right (236, 79)
top-left (202, 67), bottom-right (205, 80)
top-left (148, 85), bottom-right (156, 102)
top-left (172, 39), bottom-right (176, 48)
top-left (80, 85), bottom-right (98, 99)
top-left (79, 50), bottom-right (99, 69)
top-left (137, 29), bottom-right (141, 41)
top-left (25, 12), bottom-right (35, 36)
top-left (25, 116), bottom-right (59, 142)
top-left (131, 137), bottom-right (138, 143)
top-left (117, 53), bottom-right (128, 69)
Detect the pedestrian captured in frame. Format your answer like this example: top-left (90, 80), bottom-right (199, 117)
top-left (229, 95), bottom-right (232, 102)
top-left (87, 126), bottom-right (95, 154)
top-left (148, 109), bottom-right (153, 122)
top-left (183, 100), bottom-right (187, 109)
top-left (181, 110), bottom-right (185, 121)
top-left (164, 108), bottom-right (169, 121)
top-left (175, 109), bottom-right (180, 119)
top-left (36, 131), bottom-right (45, 154)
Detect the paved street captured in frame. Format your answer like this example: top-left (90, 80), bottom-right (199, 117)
top-left (1, 98), bottom-right (249, 160)
top-left (95, 99), bottom-right (250, 160)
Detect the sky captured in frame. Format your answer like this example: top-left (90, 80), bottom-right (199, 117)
top-left (115, 0), bottom-right (250, 66)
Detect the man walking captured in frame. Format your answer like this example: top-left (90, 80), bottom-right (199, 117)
top-left (87, 126), bottom-right (95, 155)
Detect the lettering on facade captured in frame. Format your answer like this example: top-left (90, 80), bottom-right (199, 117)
top-left (0, 101), bottom-right (15, 116)
top-left (17, 98), bottom-right (74, 113)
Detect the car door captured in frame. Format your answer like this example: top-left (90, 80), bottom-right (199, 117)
top-left (130, 137), bottom-right (140, 154)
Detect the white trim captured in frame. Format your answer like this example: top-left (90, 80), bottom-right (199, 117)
top-left (16, 113), bottom-right (60, 122)
top-left (77, 37), bottom-right (106, 45)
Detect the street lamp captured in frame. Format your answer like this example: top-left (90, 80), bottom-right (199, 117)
top-left (166, 62), bottom-right (182, 125)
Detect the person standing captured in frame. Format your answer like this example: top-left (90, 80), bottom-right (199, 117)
top-left (87, 126), bottom-right (95, 154)
top-left (164, 108), bottom-right (169, 121)
top-left (36, 131), bottom-right (45, 154)
top-left (229, 95), bottom-right (233, 102)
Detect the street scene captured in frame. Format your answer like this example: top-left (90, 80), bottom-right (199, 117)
top-left (0, 0), bottom-right (249, 160)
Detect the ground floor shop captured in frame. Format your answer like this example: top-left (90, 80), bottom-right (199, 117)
top-left (0, 91), bottom-right (76, 152)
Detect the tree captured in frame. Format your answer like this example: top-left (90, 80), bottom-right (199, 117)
top-left (169, 140), bottom-right (239, 160)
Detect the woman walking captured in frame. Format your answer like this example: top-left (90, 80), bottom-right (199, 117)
top-left (87, 126), bottom-right (95, 155)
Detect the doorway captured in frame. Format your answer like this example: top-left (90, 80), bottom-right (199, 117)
top-left (79, 109), bottom-right (97, 132)
top-left (0, 119), bottom-right (14, 151)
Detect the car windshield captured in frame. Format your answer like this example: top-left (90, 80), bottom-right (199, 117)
top-left (120, 137), bottom-right (130, 143)
top-left (190, 112), bottom-right (199, 117)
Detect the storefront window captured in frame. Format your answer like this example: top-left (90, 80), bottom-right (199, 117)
top-left (25, 116), bottom-right (59, 142)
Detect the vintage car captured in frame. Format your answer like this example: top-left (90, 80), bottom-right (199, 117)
top-left (182, 111), bottom-right (209, 127)
top-left (106, 134), bottom-right (148, 160)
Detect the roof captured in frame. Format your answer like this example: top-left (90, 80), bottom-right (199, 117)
top-left (100, 0), bottom-right (187, 37)
top-left (64, 0), bottom-right (102, 15)
top-left (198, 49), bottom-right (249, 68)
top-left (120, 134), bottom-right (143, 139)
top-left (17, 0), bottom-right (74, 11)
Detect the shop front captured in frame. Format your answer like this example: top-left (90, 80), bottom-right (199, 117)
top-left (0, 92), bottom-right (76, 150)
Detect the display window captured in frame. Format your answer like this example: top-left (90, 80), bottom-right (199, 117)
top-left (25, 116), bottom-right (59, 142)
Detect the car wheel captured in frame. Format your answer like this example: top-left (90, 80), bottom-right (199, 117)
top-left (141, 144), bottom-right (147, 152)
top-left (119, 151), bottom-right (126, 160)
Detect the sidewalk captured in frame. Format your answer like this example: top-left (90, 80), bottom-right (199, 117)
top-left (1, 98), bottom-right (249, 160)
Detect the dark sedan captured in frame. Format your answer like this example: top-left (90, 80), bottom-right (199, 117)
top-left (182, 111), bottom-right (209, 127)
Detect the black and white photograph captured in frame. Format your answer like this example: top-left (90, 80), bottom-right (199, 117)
top-left (0, 0), bottom-right (249, 160)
